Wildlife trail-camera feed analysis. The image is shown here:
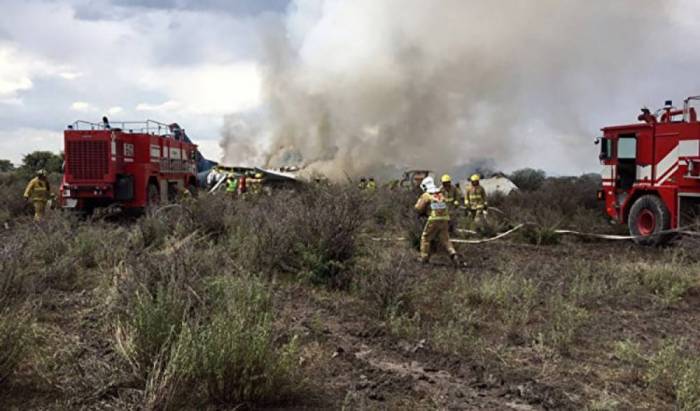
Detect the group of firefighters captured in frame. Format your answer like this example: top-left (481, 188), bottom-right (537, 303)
top-left (358, 177), bottom-right (378, 191)
top-left (224, 172), bottom-right (264, 197)
top-left (414, 174), bottom-right (488, 265)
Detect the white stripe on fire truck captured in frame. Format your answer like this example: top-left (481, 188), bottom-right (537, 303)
top-left (657, 163), bottom-right (679, 185)
top-left (654, 144), bottom-right (678, 182)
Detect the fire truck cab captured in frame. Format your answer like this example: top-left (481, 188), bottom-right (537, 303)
top-left (599, 96), bottom-right (700, 245)
top-left (60, 119), bottom-right (199, 213)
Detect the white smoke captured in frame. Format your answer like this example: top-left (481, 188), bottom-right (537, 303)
top-left (221, 0), bottom-right (681, 179)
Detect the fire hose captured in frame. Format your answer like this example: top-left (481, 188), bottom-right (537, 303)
top-left (371, 223), bottom-right (700, 244)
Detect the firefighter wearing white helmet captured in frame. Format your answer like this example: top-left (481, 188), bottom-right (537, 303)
top-left (414, 176), bottom-right (459, 265)
top-left (465, 174), bottom-right (488, 228)
top-left (440, 174), bottom-right (462, 234)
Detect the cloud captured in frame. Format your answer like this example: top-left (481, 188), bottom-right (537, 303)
top-left (70, 101), bottom-right (97, 112)
top-left (136, 63), bottom-right (262, 115)
top-left (0, 41), bottom-right (83, 102)
top-left (107, 106), bottom-right (124, 115)
top-left (136, 100), bottom-right (181, 112)
top-left (0, 127), bottom-right (63, 163)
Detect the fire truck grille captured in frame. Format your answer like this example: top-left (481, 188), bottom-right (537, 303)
top-left (67, 141), bottom-right (109, 180)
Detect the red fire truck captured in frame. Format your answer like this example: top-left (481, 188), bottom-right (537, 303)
top-left (59, 119), bottom-right (199, 213)
top-left (599, 96), bottom-right (700, 245)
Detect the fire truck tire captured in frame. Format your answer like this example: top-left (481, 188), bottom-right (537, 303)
top-left (147, 183), bottom-right (160, 208)
top-left (628, 194), bottom-right (671, 246)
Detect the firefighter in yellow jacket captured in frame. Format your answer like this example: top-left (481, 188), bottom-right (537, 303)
top-left (440, 174), bottom-right (462, 233)
top-left (23, 169), bottom-right (51, 221)
top-left (414, 176), bottom-right (459, 265)
top-left (247, 173), bottom-right (264, 196)
top-left (465, 174), bottom-right (488, 228)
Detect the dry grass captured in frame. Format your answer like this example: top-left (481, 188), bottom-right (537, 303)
top-left (0, 174), bottom-right (698, 409)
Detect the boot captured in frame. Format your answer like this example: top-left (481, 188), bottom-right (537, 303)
top-left (450, 253), bottom-right (460, 267)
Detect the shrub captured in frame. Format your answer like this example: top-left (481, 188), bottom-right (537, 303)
top-left (646, 340), bottom-right (700, 410)
top-left (114, 281), bottom-right (191, 378)
top-left (538, 296), bottom-right (589, 354)
top-left (632, 262), bottom-right (696, 307)
top-left (356, 248), bottom-right (417, 318)
top-left (0, 306), bottom-right (33, 386)
top-left (234, 186), bottom-right (363, 288)
top-left (187, 276), bottom-right (301, 405)
top-left (509, 168), bottom-right (546, 191)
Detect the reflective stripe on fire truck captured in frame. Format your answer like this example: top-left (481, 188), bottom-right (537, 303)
top-left (601, 165), bottom-right (614, 186)
top-left (636, 165), bottom-right (652, 181)
top-left (678, 139), bottom-right (700, 157)
top-left (111, 132), bottom-right (117, 161)
top-left (150, 144), bottom-right (160, 162)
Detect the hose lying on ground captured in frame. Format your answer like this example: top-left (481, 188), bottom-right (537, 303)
top-left (370, 223), bottom-right (700, 244)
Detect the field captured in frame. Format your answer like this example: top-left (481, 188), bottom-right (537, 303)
top-left (1, 172), bottom-right (699, 410)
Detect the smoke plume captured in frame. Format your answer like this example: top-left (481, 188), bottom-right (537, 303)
top-left (221, 0), bottom-right (676, 179)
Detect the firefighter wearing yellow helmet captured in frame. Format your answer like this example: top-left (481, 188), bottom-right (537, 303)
top-left (366, 177), bottom-right (377, 192)
top-left (248, 172), bottom-right (264, 195)
top-left (414, 176), bottom-right (459, 265)
top-left (440, 174), bottom-right (462, 233)
top-left (465, 174), bottom-right (488, 228)
top-left (23, 169), bottom-right (51, 221)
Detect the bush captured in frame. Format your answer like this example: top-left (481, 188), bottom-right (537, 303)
top-left (356, 248), bottom-right (417, 318)
top-left (646, 340), bottom-right (700, 410)
top-left (186, 276), bottom-right (301, 405)
top-left (509, 168), bottom-right (546, 191)
top-left (538, 296), bottom-right (589, 354)
top-left (233, 186), bottom-right (363, 288)
top-left (114, 281), bottom-right (192, 378)
top-left (0, 306), bottom-right (33, 386)
top-left (632, 262), bottom-right (696, 307)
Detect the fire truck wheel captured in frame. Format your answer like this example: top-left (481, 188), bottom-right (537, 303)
top-left (147, 183), bottom-right (160, 208)
top-left (628, 194), bottom-right (671, 246)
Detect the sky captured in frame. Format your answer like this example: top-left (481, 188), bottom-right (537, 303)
top-left (0, 0), bottom-right (286, 165)
top-left (2, 0), bottom-right (700, 176)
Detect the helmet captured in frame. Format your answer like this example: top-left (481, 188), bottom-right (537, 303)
top-left (420, 176), bottom-right (439, 193)
top-left (36, 169), bottom-right (47, 177)
top-left (255, 173), bottom-right (263, 179)
top-left (441, 174), bottom-right (451, 183)
top-left (470, 174), bottom-right (480, 182)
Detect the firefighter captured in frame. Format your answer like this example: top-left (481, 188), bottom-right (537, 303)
top-left (23, 169), bottom-right (51, 221)
top-left (248, 173), bottom-right (264, 195)
top-left (414, 176), bottom-right (459, 265)
top-left (465, 174), bottom-right (488, 229)
top-left (358, 177), bottom-right (367, 190)
top-left (178, 185), bottom-right (193, 202)
top-left (225, 174), bottom-right (238, 196)
top-left (367, 177), bottom-right (377, 192)
top-left (440, 174), bottom-right (462, 234)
